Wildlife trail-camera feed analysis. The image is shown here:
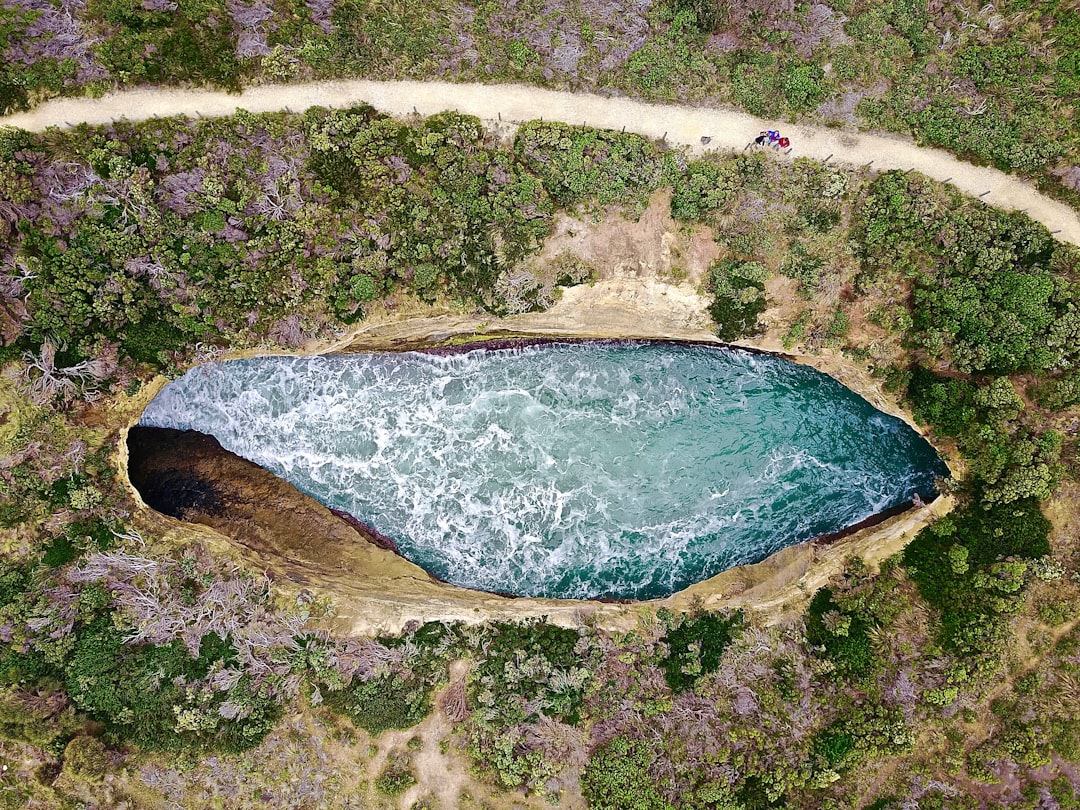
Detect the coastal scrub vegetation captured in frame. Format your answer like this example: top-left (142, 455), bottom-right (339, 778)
top-left (0, 107), bottom-right (1079, 807)
top-left (3, 0), bottom-right (1080, 209)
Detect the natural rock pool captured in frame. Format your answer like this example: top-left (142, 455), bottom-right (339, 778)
top-left (139, 341), bottom-right (947, 600)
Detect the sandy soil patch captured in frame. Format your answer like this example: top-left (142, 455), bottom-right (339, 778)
top-left (529, 189), bottom-right (719, 288)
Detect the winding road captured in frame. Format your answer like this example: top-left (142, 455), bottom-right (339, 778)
top-left (3, 79), bottom-right (1079, 246)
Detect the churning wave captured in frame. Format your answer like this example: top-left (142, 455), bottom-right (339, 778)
top-left (140, 342), bottom-right (946, 599)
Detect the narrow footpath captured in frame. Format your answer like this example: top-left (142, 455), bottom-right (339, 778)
top-left (3, 79), bottom-right (1079, 246)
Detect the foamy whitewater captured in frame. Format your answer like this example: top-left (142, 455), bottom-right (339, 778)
top-left (140, 342), bottom-right (947, 599)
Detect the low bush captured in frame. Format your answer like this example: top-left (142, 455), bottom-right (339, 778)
top-left (659, 609), bottom-right (742, 693)
top-left (514, 122), bottom-right (668, 209)
top-left (374, 752), bottom-right (417, 796)
top-left (779, 242), bottom-right (824, 292)
top-left (907, 368), bottom-right (1062, 504)
top-left (812, 724), bottom-right (857, 772)
top-left (582, 736), bottom-right (674, 810)
top-left (857, 172), bottom-right (1077, 376)
top-left (1029, 371), bottom-right (1080, 411)
top-left (903, 498), bottom-right (1050, 663)
top-left (707, 259), bottom-right (768, 341)
top-left (331, 0), bottom-right (451, 75)
top-left (465, 620), bottom-right (595, 790)
top-left (0, 686), bottom-right (81, 750)
top-left (805, 587), bottom-right (876, 680)
top-left (669, 159), bottom-right (738, 221)
top-left (64, 618), bottom-right (278, 751)
top-left (0, 561), bottom-right (31, 608)
top-left (62, 735), bottom-right (109, 780)
top-left (326, 670), bottom-right (434, 735)
top-left (323, 623), bottom-right (454, 736)
top-left (85, 0), bottom-right (244, 90)
top-left (470, 620), bottom-right (589, 723)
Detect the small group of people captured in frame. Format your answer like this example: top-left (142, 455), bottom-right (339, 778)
top-left (753, 129), bottom-right (790, 150)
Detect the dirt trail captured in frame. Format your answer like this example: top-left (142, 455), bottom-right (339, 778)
top-left (2, 79), bottom-right (1079, 246)
top-left (365, 660), bottom-right (484, 810)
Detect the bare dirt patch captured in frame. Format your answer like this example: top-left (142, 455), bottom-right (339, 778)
top-left (757, 275), bottom-right (805, 345)
top-left (1045, 477), bottom-right (1080, 568)
top-left (529, 189), bottom-right (719, 288)
top-left (366, 660), bottom-right (563, 810)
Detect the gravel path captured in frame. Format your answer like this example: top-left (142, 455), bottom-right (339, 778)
top-left (3, 79), bottom-right (1079, 246)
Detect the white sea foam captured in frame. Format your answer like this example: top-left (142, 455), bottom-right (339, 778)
top-left (140, 343), bottom-right (946, 599)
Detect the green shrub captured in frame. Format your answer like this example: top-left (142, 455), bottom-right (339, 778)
top-left (670, 160), bottom-right (737, 221)
top-left (0, 500), bottom-right (28, 530)
top-left (0, 647), bottom-right (53, 689)
top-left (507, 40), bottom-right (540, 70)
top-left (781, 65), bottom-right (826, 113)
top-left (731, 57), bottom-right (784, 119)
top-left (0, 561), bottom-right (31, 608)
top-left (120, 315), bottom-right (188, 367)
top-left (811, 704), bottom-right (917, 783)
top-left (670, 0), bottom-right (727, 32)
top-left (903, 498), bottom-right (1050, 661)
top-left (824, 308), bottom-right (850, 341)
top-left (326, 671), bottom-right (432, 735)
top-left (39, 519), bottom-right (119, 569)
top-left (857, 173), bottom-right (1075, 375)
top-left (304, 109), bottom-right (554, 310)
top-left (471, 620), bottom-right (588, 724)
top-left (321, 623), bottom-right (458, 737)
top-left (907, 368), bottom-right (1061, 504)
top-left (41, 536), bottom-right (77, 569)
top-left (458, 620), bottom-right (594, 790)
top-left (708, 259), bottom-right (768, 341)
top-left (906, 368), bottom-right (978, 436)
top-left (0, 686), bottom-right (81, 749)
top-left (63, 618), bottom-right (276, 752)
top-left (0, 80), bottom-right (27, 117)
top-left (582, 736), bottom-right (674, 810)
top-left (64, 518), bottom-right (117, 553)
top-left (778, 243), bottom-right (823, 292)
top-left (331, 0), bottom-right (451, 74)
top-left (514, 122), bottom-right (667, 208)
top-left (659, 610), bottom-right (742, 693)
top-left (912, 261), bottom-right (1057, 373)
top-left (812, 725), bottom-right (857, 771)
top-left (86, 0), bottom-right (244, 89)
top-left (805, 588), bottom-right (877, 680)
top-left (374, 752), bottom-right (417, 796)
top-left (0, 6), bottom-right (76, 115)
top-left (1053, 9), bottom-right (1080, 97)
top-left (1028, 371), bottom-right (1080, 410)
top-left (62, 735), bottom-right (109, 780)
top-left (883, 0), bottom-right (933, 54)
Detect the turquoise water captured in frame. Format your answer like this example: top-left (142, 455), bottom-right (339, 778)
top-left (139, 342), bottom-right (947, 600)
